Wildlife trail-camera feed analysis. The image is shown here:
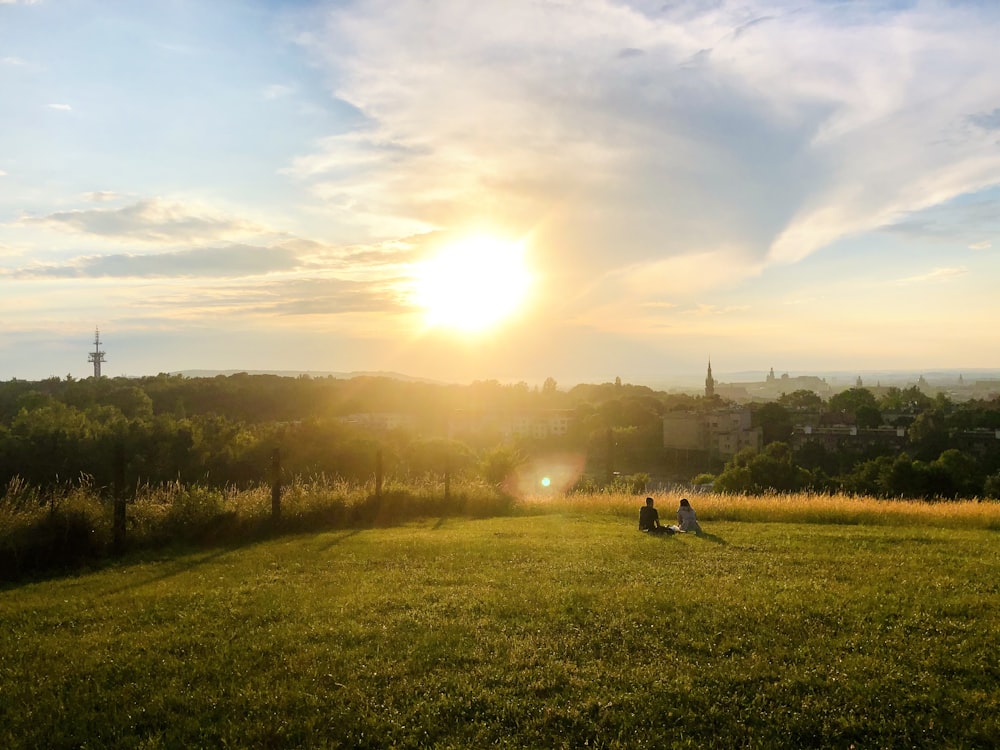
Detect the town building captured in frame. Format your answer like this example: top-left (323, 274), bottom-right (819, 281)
top-left (448, 409), bottom-right (574, 441)
top-left (663, 407), bottom-right (763, 459)
top-left (789, 425), bottom-right (908, 453)
top-left (340, 412), bottom-right (417, 431)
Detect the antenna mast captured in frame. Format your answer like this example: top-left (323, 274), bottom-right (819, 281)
top-left (88, 328), bottom-right (106, 378)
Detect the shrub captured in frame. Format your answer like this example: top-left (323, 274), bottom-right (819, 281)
top-left (0, 482), bottom-right (109, 579)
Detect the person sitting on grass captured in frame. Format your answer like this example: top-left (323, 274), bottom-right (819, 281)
top-left (639, 496), bottom-right (674, 535)
top-left (677, 497), bottom-right (702, 535)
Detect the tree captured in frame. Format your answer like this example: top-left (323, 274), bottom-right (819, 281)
top-left (879, 385), bottom-right (932, 414)
top-left (843, 455), bottom-right (893, 496)
top-left (777, 389), bottom-right (823, 411)
top-left (477, 444), bottom-right (524, 486)
top-left (794, 441), bottom-right (838, 476)
top-left (931, 449), bottom-right (980, 499)
top-left (829, 387), bottom-right (878, 415)
top-left (855, 404), bottom-right (883, 429)
top-left (406, 438), bottom-right (472, 478)
top-left (984, 472), bottom-right (1000, 499)
top-left (753, 402), bottom-right (793, 445)
top-left (107, 386), bottom-right (154, 420)
top-left (907, 412), bottom-right (949, 461)
top-left (882, 454), bottom-right (918, 498)
top-left (714, 443), bottom-right (812, 493)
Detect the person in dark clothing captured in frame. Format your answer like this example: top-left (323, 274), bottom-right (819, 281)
top-left (638, 496), bottom-right (673, 534)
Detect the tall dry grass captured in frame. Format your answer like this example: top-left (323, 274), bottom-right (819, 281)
top-left (516, 489), bottom-right (1000, 530)
top-left (1, 474), bottom-right (513, 579)
top-left (6, 478), bottom-right (1000, 581)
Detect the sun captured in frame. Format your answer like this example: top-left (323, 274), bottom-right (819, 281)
top-left (412, 236), bottom-right (533, 332)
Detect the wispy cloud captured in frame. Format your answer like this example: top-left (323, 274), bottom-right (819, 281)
top-left (20, 198), bottom-right (273, 244)
top-left (895, 267), bottom-right (968, 285)
top-left (263, 83), bottom-right (295, 100)
top-left (1, 56), bottom-right (28, 65)
top-left (152, 41), bottom-right (199, 56)
top-left (291, 0), bottom-right (1000, 303)
top-left (782, 296), bottom-right (819, 306)
top-left (8, 244), bottom-right (301, 279)
top-left (254, 277), bottom-right (411, 316)
top-left (47, 103), bottom-right (72, 111)
top-left (99, 275), bottom-right (411, 328)
top-left (880, 187), bottom-right (1000, 246)
top-left (681, 303), bottom-right (751, 317)
top-left (969, 107), bottom-right (1000, 131)
top-left (83, 191), bottom-right (122, 203)
top-left (969, 240), bottom-right (992, 251)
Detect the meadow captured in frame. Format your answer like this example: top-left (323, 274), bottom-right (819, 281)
top-left (2, 490), bottom-right (1000, 748)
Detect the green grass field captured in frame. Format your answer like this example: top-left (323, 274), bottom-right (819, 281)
top-left (3, 507), bottom-right (1000, 748)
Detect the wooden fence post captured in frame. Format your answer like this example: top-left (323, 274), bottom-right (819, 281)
top-left (375, 448), bottom-right (383, 499)
top-left (271, 447), bottom-right (282, 524)
top-left (606, 427), bottom-right (615, 485)
top-left (113, 441), bottom-right (126, 555)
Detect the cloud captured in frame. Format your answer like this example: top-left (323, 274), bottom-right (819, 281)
top-left (290, 0), bottom-right (1000, 301)
top-left (617, 47), bottom-right (645, 59)
top-left (968, 240), bottom-right (992, 250)
top-left (20, 198), bottom-right (272, 244)
top-left (83, 191), bottom-right (121, 203)
top-left (51, 271), bottom-right (409, 323)
top-left (254, 278), bottom-right (412, 316)
top-left (782, 296), bottom-right (819, 306)
top-left (879, 187), bottom-right (1000, 246)
top-left (681, 303), bottom-right (751, 316)
top-left (732, 15), bottom-right (774, 39)
top-left (263, 83), bottom-right (295, 100)
top-left (47, 103), bottom-right (72, 111)
top-left (895, 267), bottom-right (968, 286)
top-left (9, 244), bottom-right (302, 279)
top-left (1, 56), bottom-right (27, 66)
top-left (968, 107), bottom-right (1000, 131)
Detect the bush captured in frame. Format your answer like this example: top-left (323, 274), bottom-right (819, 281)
top-left (984, 472), bottom-right (1000, 500)
top-left (0, 484), bottom-right (109, 579)
top-left (1, 475), bottom-right (515, 581)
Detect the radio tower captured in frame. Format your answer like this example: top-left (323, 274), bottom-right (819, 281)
top-left (88, 328), bottom-right (106, 378)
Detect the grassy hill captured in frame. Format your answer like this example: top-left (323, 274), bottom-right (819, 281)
top-left (2, 507), bottom-right (999, 748)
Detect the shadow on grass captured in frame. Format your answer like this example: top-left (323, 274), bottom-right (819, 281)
top-left (696, 531), bottom-right (727, 545)
top-left (100, 546), bottom-right (239, 596)
top-left (0, 505), bottom-right (493, 590)
top-left (315, 528), bottom-right (363, 552)
top-left (638, 530), bottom-right (678, 540)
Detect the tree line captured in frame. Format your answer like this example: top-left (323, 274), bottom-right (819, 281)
top-left (718, 387), bottom-right (1000, 499)
top-left (2, 374), bottom-right (999, 499)
top-left (0, 373), bottom-right (702, 491)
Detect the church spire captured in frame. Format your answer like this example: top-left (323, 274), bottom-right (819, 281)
top-left (705, 359), bottom-right (715, 398)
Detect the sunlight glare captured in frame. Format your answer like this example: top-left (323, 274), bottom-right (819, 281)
top-left (413, 236), bottom-right (532, 332)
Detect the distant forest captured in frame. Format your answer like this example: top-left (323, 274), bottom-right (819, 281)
top-left (2, 373), bottom-right (1000, 499)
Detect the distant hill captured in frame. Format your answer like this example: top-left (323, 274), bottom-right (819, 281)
top-left (170, 369), bottom-right (447, 384)
top-left (167, 368), bottom-right (1000, 391)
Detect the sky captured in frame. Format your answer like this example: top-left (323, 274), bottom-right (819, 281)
top-left (2, 0), bottom-right (1000, 386)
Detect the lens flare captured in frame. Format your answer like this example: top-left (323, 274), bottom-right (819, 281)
top-left (507, 453), bottom-right (586, 499)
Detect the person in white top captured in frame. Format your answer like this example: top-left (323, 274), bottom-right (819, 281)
top-left (677, 498), bottom-right (702, 534)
